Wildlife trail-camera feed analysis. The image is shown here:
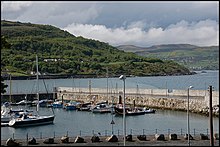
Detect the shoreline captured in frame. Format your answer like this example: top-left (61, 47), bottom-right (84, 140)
top-left (1, 134), bottom-right (219, 146)
top-left (2, 71), bottom-right (197, 80)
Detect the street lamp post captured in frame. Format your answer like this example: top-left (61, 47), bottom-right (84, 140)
top-left (187, 86), bottom-right (193, 146)
top-left (119, 75), bottom-right (126, 146)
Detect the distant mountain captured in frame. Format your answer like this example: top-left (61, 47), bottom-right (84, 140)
top-left (117, 44), bottom-right (219, 70)
top-left (1, 20), bottom-right (193, 78)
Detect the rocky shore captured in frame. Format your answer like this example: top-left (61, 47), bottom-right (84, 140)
top-left (1, 134), bottom-right (219, 146)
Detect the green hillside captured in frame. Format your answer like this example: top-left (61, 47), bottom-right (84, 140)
top-left (117, 44), bottom-right (219, 70)
top-left (1, 20), bottom-right (193, 78)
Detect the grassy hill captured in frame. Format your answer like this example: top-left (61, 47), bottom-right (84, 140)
top-left (1, 20), bottom-right (193, 78)
top-left (117, 44), bottom-right (219, 70)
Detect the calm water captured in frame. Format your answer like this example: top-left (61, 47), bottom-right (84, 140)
top-left (1, 70), bottom-right (219, 140)
top-left (1, 106), bottom-right (219, 140)
top-left (4, 70), bottom-right (219, 94)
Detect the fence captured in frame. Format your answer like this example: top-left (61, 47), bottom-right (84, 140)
top-left (6, 128), bottom-right (218, 140)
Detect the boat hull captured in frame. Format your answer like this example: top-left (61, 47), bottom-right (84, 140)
top-left (8, 115), bottom-right (55, 127)
top-left (92, 108), bottom-right (111, 113)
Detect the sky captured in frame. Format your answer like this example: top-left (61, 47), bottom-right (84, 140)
top-left (1, 1), bottom-right (219, 47)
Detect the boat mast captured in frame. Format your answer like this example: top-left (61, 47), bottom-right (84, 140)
top-left (36, 55), bottom-right (39, 115)
top-left (106, 67), bottom-right (108, 104)
top-left (9, 74), bottom-right (12, 104)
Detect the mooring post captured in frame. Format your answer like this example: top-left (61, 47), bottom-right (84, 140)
top-left (209, 85), bottom-right (214, 146)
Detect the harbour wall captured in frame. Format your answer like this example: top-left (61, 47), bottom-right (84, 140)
top-left (56, 87), bottom-right (219, 116)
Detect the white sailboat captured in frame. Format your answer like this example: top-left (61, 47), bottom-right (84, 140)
top-left (8, 55), bottom-right (55, 127)
top-left (1, 74), bottom-right (27, 125)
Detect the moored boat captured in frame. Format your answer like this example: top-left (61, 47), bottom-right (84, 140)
top-left (1, 104), bottom-right (33, 123)
top-left (63, 101), bottom-right (79, 110)
top-left (90, 102), bottom-right (112, 113)
top-left (126, 108), bottom-right (146, 116)
top-left (143, 107), bottom-right (156, 113)
top-left (114, 105), bottom-right (146, 116)
top-left (8, 112), bottom-right (54, 127)
top-left (8, 55), bottom-right (55, 128)
top-left (52, 100), bottom-right (63, 108)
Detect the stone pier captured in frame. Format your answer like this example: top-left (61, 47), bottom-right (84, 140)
top-left (55, 87), bottom-right (219, 116)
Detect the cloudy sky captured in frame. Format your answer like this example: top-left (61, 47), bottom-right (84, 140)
top-left (1, 1), bottom-right (219, 47)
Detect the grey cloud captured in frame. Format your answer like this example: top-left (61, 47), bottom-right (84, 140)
top-left (64, 19), bottom-right (219, 47)
top-left (1, 1), bottom-right (219, 46)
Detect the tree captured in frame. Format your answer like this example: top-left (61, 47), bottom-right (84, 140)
top-left (1, 35), bottom-right (10, 94)
top-left (1, 77), bottom-right (8, 94)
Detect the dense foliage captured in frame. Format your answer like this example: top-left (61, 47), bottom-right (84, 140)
top-left (1, 35), bottom-right (9, 93)
top-left (1, 20), bottom-right (192, 77)
top-left (118, 44), bottom-right (219, 70)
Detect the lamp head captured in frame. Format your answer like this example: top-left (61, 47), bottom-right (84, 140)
top-left (189, 86), bottom-right (193, 89)
top-left (119, 75), bottom-right (126, 80)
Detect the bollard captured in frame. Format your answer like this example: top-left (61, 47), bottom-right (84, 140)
top-left (40, 132), bottom-right (42, 139)
top-left (80, 130), bottom-right (81, 136)
top-left (156, 129), bottom-right (157, 134)
top-left (168, 129), bottom-right (170, 135)
top-left (92, 130), bottom-right (94, 135)
top-left (207, 129), bottom-right (209, 136)
top-left (130, 129), bottom-right (132, 135)
top-left (194, 129), bottom-right (195, 136)
top-left (118, 130), bottom-right (120, 137)
top-left (54, 132), bottom-right (55, 138)
top-left (67, 131), bottom-right (68, 137)
top-left (105, 130), bottom-right (107, 136)
top-left (12, 133), bottom-right (14, 140)
top-left (181, 128), bottom-right (182, 135)
top-left (143, 129), bottom-right (145, 135)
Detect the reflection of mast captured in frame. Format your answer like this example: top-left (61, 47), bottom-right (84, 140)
top-left (53, 81), bottom-right (56, 101)
top-left (89, 80), bottom-right (91, 96)
top-left (136, 84), bottom-right (139, 98)
top-left (116, 83), bottom-right (118, 99)
top-left (166, 81), bottom-right (167, 97)
top-left (72, 76), bottom-right (75, 100)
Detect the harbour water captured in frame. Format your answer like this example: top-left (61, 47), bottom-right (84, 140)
top-left (1, 70), bottom-right (219, 140)
top-left (3, 70), bottom-right (219, 95)
top-left (1, 106), bottom-right (219, 140)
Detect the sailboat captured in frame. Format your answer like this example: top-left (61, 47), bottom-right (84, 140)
top-left (1, 75), bottom-right (29, 125)
top-left (8, 55), bottom-right (55, 127)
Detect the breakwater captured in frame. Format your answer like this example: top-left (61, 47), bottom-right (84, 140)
top-left (56, 87), bottom-right (219, 116)
top-left (1, 93), bottom-right (55, 103)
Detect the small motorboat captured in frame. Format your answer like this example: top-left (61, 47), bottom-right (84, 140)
top-left (91, 103), bottom-right (112, 113)
top-left (143, 107), bottom-right (156, 113)
top-left (126, 107), bottom-right (146, 116)
top-left (63, 101), bottom-right (79, 110)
